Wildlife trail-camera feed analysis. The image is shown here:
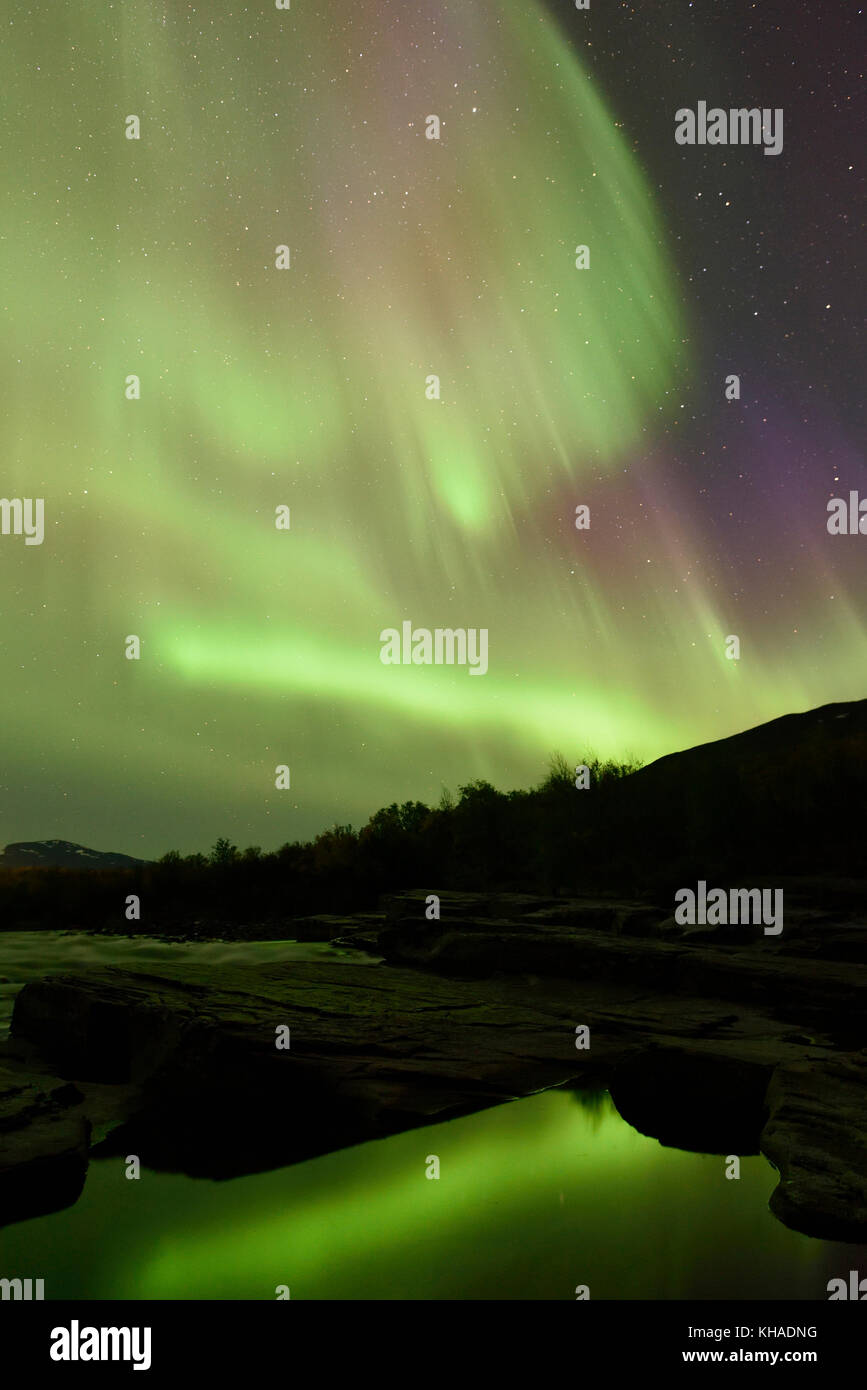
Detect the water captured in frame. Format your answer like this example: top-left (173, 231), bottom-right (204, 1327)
top-left (1, 934), bottom-right (863, 1299)
top-left (1, 1088), bottom-right (863, 1300)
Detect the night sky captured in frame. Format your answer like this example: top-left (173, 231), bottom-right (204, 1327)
top-left (1, 1), bottom-right (863, 856)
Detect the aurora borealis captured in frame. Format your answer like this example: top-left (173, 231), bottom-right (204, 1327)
top-left (1, 1), bottom-right (863, 855)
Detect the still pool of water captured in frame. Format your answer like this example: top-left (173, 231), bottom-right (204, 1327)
top-left (2, 1088), bottom-right (864, 1299)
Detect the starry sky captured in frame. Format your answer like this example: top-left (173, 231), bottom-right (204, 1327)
top-left (1, 0), bottom-right (863, 856)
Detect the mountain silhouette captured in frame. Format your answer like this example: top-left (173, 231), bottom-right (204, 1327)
top-left (607, 698), bottom-right (866, 879)
top-left (0, 840), bottom-right (146, 870)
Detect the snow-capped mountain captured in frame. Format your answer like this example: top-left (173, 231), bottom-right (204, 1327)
top-left (0, 840), bottom-right (146, 869)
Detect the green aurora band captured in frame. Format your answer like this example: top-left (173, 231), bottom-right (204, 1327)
top-left (1, 2), bottom-right (862, 852)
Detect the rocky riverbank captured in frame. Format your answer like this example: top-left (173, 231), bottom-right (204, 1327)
top-left (2, 885), bottom-right (865, 1241)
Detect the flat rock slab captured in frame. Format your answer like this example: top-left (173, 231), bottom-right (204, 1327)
top-left (381, 887), bottom-right (867, 962)
top-left (378, 918), bottom-right (867, 1040)
top-left (0, 1061), bottom-right (90, 1226)
top-left (763, 1053), bottom-right (867, 1242)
